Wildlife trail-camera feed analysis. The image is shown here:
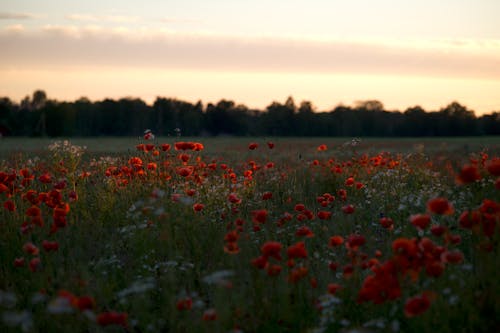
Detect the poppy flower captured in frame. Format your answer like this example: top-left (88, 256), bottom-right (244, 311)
top-left (23, 242), bottom-right (39, 255)
top-left (202, 308), bottom-right (217, 321)
top-left (410, 214), bottom-right (431, 229)
top-left (14, 257), bottom-right (25, 267)
top-left (248, 143), bottom-right (258, 150)
top-left (261, 241), bottom-right (282, 260)
top-left (176, 167), bottom-right (193, 177)
top-left (430, 225), bottom-right (447, 237)
top-left (3, 200), bottom-right (15, 212)
top-left (97, 311), bottom-right (128, 327)
top-left (295, 226), bottom-right (314, 238)
top-left (404, 294), bottom-right (431, 317)
top-left (0, 183), bottom-right (10, 194)
top-left (456, 165), bottom-right (481, 184)
top-left (342, 204), bottom-right (355, 214)
top-left (486, 158), bottom-right (500, 176)
top-left (317, 144), bottom-right (327, 151)
top-left (392, 238), bottom-right (417, 256)
top-left (224, 242), bottom-right (240, 254)
top-left (379, 217), bottom-right (394, 229)
top-left (441, 250), bottom-right (464, 264)
top-left (427, 197), bottom-right (454, 215)
top-left (347, 234), bottom-right (366, 248)
top-left (425, 261), bottom-right (445, 278)
top-left (345, 177), bottom-right (355, 186)
top-left (294, 203), bottom-right (306, 212)
top-left (42, 240), bottom-right (59, 252)
top-left (251, 255), bottom-right (268, 269)
top-left (38, 173), bottom-right (52, 184)
top-left (266, 264), bottom-right (282, 276)
top-left (252, 209), bottom-right (268, 224)
top-left (176, 297), bottom-right (193, 311)
top-left (29, 257), bottom-right (42, 272)
top-left (317, 211), bottom-right (332, 220)
top-left (143, 129), bottom-right (154, 140)
top-left (262, 192), bottom-right (273, 200)
top-left (75, 296), bottom-right (95, 311)
top-left (287, 241), bottom-right (308, 259)
top-left (327, 283), bottom-right (342, 295)
top-left (193, 203), bottom-right (204, 212)
top-left (329, 235), bottom-right (344, 247)
top-left (267, 142), bottom-right (275, 149)
top-left (288, 266), bottom-right (308, 283)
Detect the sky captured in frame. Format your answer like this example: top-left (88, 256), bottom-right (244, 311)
top-left (1, 0), bottom-right (500, 115)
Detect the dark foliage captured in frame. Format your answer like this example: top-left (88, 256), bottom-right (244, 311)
top-left (1, 91), bottom-right (498, 137)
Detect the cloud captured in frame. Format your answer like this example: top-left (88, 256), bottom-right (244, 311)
top-left (66, 14), bottom-right (139, 23)
top-left (0, 12), bottom-right (37, 20)
top-left (0, 26), bottom-right (499, 80)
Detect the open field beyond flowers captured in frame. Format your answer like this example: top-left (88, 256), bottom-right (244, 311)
top-left (0, 136), bottom-right (499, 332)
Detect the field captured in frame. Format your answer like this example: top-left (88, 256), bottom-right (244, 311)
top-left (0, 136), bottom-right (499, 332)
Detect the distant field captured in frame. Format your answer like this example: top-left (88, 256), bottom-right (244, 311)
top-left (1, 136), bottom-right (499, 159)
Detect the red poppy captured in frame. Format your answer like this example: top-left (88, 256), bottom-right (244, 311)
top-left (486, 158), bottom-right (500, 176)
top-left (267, 142), bottom-right (275, 149)
top-left (295, 226), bottom-right (314, 238)
top-left (317, 211), bottom-right (332, 220)
top-left (224, 241), bottom-right (240, 254)
top-left (75, 296), bottom-right (95, 311)
top-left (176, 297), bottom-right (193, 311)
top-left (294, 203), bottom-right (305, 212)
top-left (410, 214), bottom-right (431, 229)
top-left (176, 167), bottom-right (193, 177)
top-left (456, 165), bottom-right (481, 184)
top-left (327, 283), bottom-right (342, 295)
top-left (261, 241), bottom-right (282, 261)
top-left (14, 257), bottom-right (25, 267)
top-left (262, 192), bottom-right (273, 200)
top-left (288, 266), bottom-right (308, 283)
top-left (38, 173), bottom-right (52, 184)
top-left (23, 242), bottom-right (39, 255)
top-left (425, 261), bottom-right (445, 278)
top-left (430, 225), bottom-right (447, 237)
top-left (392, 238), bottom-right (417, 257)
top-left (202, 308), bottom-right (217, 321)
top-left (287, 241), bottom-right (307, 259)
top-left (252, 209), bottom-right (268, 224)
top-left (345, 177), bottom-right (355, 186)
top-left (228, 193), bottom-right (242, 204)
top-left (266, 264), bottom-right (282, 276)
top-left (42, 240), bottom-right (59, 252)
top-left (347, 234), bottom-right (366, 248)
top-left (441, 250), bottom-right (464, 264)
top-left (161, 143), bottom-right (171, 151)
top-left (193, 203), bottom-right (204, 212)
top-left (329, 235), bottom-right (344, 247)
top-left (317, 144), bottom-right (327, 151)
top-left (97, 311), bottom-right (128, 327)
top-left (251, 255), bottom-right (268, 269)
top-left (379, 217), bottom-right (394, 229)
top-left (3, 200), bottom-right (15, 212)
top-left (342, 204), bottom-right (355, 214)
top-left (427, 197), bottom-right (454, 215)
top-left (404, 294), bottom-right (431, 317)
top-left (29, 257), bottom-right (41, 272)
top-left (248, 142), bottom-right (258, 150)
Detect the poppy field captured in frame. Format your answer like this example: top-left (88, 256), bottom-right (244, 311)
top-left (0, 136), bottom-right (499, 333)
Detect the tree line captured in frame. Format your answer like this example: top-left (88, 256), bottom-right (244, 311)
top-left (0, 90), bottom-right (498, 137)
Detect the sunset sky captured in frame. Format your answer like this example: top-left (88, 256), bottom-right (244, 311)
top-left (1, 0), bottom-right (499, 115)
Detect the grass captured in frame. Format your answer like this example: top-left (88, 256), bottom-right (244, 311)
top-left (0, 136), bottom-right (499, 332)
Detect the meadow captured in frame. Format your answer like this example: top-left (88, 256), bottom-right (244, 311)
top-left (0, 136), bottom-right (499, 332)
